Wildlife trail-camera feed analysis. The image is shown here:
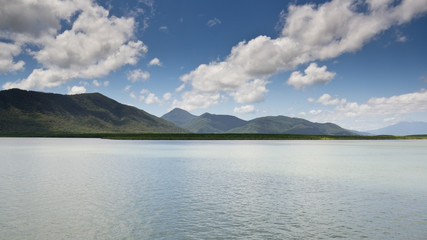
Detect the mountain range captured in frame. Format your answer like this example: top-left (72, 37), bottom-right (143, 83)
top-left (0, 89), bottom-right (185, 134)
top-left (2, 89), bottom-right (423, 136)
top-left (162, 108), bottom-right (356, 135)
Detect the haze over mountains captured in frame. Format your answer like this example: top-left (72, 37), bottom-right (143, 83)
top-left (367, 122), bottom-right (427, 136)
top-left (162, 108), bottom-right (356, 135)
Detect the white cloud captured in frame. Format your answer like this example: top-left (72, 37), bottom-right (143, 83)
top-left (234, 105), bottom-right (256, 114)
top-left (1, 0), bottom-right (147, 90)
top-left (145, 93), bottom-right (160, 105)
top-left (207, 18), bottom-right (221, 27)
top-left (176, 83), bottom-right (186, 92)
top-left (92, 79), bottom-right (100, 87)
top-left (68, 85), bottom-right (86, 95)
top-left (148, 57), bottom-right (162, 66)
top-left (138, 88), bottom-right (161, 105)
top-left (309, 109), bottom-right (323, 115)
top-left (124, 85), bottom-right (131, 92)
top-left (159, 26), bottom-right (168, 31)
top-left (336, 89), bottom-right (427, 117)
top-left (306, 89), bottom-right (427, 128)
top-left (3, 68), bottom-right (78, 89)
top-left (0, 42), bottom-right (25, 73)
top-left (127, 69), bottom-right (150, 82)
top-left (287, 63), bottom-right (336, 89)
top-left (103, 81), bottom-right (109, 86)
top-left (0, 0), bottom-right (77, 40)
top-left (172, 91), bottom-right (220, 111)
top-left (129, 92), bottom-right (137, 100)
top-left (163, 92), bottom-right (172, 101)
top-left (316, 93), bottom-right (346, 106)
top-left (176, 0), bottom-right (427, 110)
top-left (230, 79), bottom-right (269, 104)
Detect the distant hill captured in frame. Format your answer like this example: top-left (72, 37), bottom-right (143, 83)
top-left (368, 121), bottom-right (427, 136)
top-left (162, 108), bottom-right (355, 135)
top-left (0, 89), bottom-right (186, 134)
top-left (228, 116), bottom-right (354, 135)
top-left (182, 113), bottom-right (248, 133)
top-left (161, 108), bottom-right (197, 127)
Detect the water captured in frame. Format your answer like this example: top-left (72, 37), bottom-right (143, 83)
top-left (0, 138), bottom-right (426, 239)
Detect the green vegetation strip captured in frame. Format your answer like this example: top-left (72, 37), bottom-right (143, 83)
top-left (1, 133), bottom-right (427, 140)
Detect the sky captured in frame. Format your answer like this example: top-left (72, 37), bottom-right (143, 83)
top-left (1, 0), bottom-right (427, 131)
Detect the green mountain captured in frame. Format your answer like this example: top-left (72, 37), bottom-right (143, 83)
top-left (162, 108), bottom-right (356, 135)
top-left (0, 89), bottom-right (186, 134)
top-left (228, 116), bottom-right (355, 135)
top-left (181, 113), bottom-right (248, 133)
top-left (161, 108), bottom-right (197, 127)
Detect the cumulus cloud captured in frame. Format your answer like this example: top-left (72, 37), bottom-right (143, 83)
top-left (0, 42), bottom-right (25, 73)
top-left (138, 88), bottom-right (160, 105)
top-left (287, 63), bottom-right (336, 89)
top-left (307, 89), bottom-right (427, 123)
top-left (127, 69), bottom-right (150, 82)
top-left (172, 91), bottom-right (220, 111)
top-left (230, 79), bottom-right (269, 104)
top-left (148, 57), bottom-right (162, 66)
top-left (316, 93), bottom-right (346, 106)
top-left (0, 0), bottom-right (76, 40)
top-left (207, 18), bottom-right (221, 27)
top-left (175, 0), bottom-right (427, 110)
top-left (145, 93), bottom-right (160, 104)
top-left (68, 85), bottom-right (86, 95)
top-left (1, 0), bottom-right (147, 89)
top-left (234, 105), bottom-right (256, 114)
top-left (336, 89), bottom-right (427, 117)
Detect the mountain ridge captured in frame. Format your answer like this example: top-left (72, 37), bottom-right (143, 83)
top-left (0, 89), bottom-right (186, 134)
top-left (162, 108), bottom-right (355, 135)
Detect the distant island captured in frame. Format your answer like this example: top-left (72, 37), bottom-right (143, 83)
top-left (1, 89), bottom-right (426, 140)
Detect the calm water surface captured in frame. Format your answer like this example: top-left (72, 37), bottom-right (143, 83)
top-left (0, 138), bottom-right (426, 239)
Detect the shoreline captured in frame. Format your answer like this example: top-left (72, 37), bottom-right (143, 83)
top-left (1, 133), bottom-right (427, 140)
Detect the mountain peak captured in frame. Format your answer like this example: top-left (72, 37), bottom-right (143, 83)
top-left (169, 107), bottom-right (189, 113)
top-left (161, 108), bottom-right (197, 127)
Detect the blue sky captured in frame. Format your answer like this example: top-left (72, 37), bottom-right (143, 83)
top-left (1, 0), bottom-right (427, 130)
